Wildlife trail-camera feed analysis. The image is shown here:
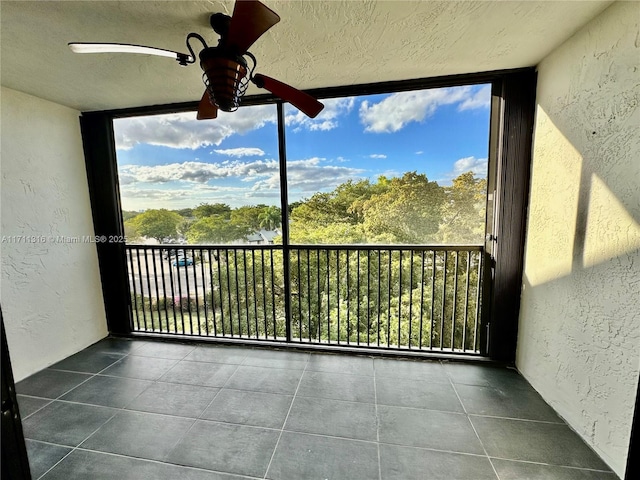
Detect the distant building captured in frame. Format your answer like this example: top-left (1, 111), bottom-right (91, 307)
top-left (246, 229), bottom-right (280, 245)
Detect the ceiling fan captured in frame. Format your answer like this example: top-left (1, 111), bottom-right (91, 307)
top-left (68, 0), bottom-right (324, 120)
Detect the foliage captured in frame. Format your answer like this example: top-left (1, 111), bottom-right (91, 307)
top-left (258, 206), bottom-right (281, 230)
top-left (125, 209), bottom-right (182, 242)
top-left (231, 204), bottom-right (270, 231)
top-left (127, 170), bottom-right (487, 350)
top-left (186, 215), bottom-right (252, 244)
top-left (122, 210), bottom-right (140, 222)
top-left (193, 203), bottom-right (231, 219)
top-left (124, 221), bottom-right (141, 242)
top-left (359, 172), bottom-right (445, 243)
top-left (437, 172), bottom-right (487, 243)
top-left (175, 207), bottom-right (194, 218)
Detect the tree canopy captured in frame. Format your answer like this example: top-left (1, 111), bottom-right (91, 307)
top-left (122, 172), bottom-right (486, 246)
top-left (125, 209), bottom-right (182, 243)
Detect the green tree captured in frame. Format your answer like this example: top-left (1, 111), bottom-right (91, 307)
top-left (126, 209), bottom-right (181, 242)
top-left (231, 205), bottom-right (268, 231)
top-left (258, 206), bottom-right (282, 230)
top-left (360, 172), bottom-right (446, 243)
top-left (123, 220), bottom-right (141, 242)
top-left (437, 172), bottom-right (487, 243)
top-left (175, 207), bottom-right (194, 218)
top-left (122, 210), bottom-right (140, 222)
top-left (186, 215), bottom-right (252, 244)
top-left (291, 179), bottom-right (381, 228)
top-left (193, 203), bottom-right (231, 219)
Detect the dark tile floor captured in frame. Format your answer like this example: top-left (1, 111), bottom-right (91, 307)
top-left (16, 337), bottom-right (617, 480)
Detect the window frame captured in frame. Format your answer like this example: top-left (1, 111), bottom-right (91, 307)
top-left (80, 68), bottom-right (536, 361)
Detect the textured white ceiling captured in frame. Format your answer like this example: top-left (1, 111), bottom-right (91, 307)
top-left (1, 1), bottom-right (613, 112)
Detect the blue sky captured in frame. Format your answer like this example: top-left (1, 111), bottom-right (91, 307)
top-left (114, 84), bottom-right (490, 211)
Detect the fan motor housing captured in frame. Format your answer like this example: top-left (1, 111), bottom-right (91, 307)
top-left (199, 47), bottom-right (249, 112)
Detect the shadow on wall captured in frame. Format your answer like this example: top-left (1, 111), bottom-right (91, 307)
top-left (518, 12), bottom-right (639, 474)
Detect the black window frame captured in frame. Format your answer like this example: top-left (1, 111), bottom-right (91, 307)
top-left (80, 67), bottom-right (536, 361)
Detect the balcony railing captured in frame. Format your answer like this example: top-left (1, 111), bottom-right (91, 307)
top-left (125, 244), bottom-right (485, 354)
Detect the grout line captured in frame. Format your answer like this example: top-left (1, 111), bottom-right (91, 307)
top-left (36, 407), bottom-right (119, 480)
top-left (33, 440), bottom-right (261, 480)
top-left (27, 346), bottom-right (607, 479)
top-left (373, 358), bottom-right (382, 480)
top-left (487, 456), bottom-right (615, 473)
top-left (467, 413), bottom-right (565, 425)
top-left (445, 360), bottom-right (501, 480)
top-left (160, 360), bottom-right (245, 461)
top-left (262, 351), bottom-right (309, 479)
top-left (18, 397), bottom-right (53, 421)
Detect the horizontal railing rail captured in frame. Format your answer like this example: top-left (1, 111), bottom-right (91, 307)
top-left (125, 244), bottom-right (484, 354)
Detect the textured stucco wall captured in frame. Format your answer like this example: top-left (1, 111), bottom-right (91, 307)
top-left (517, 2), bottom-right (640, 477)
top-left (1, 87), bottom-right (107, 381)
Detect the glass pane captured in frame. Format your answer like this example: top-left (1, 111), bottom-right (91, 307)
top-left (285, 85), bottom-right (491, 244)
top-left (114, 104), bottom-right (280, 245)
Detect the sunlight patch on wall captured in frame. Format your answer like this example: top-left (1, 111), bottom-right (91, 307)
top-left (583, 173), bottom-right (640, 269)
top-left (524, 107), bottom-right (581, 287)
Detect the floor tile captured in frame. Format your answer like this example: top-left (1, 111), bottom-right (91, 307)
top-left (444, 362), bottom-right (530, 390)
top-left (17, 395), bottom-right (51, 418)
top-left (184, 346), bottom-right (249, 364)
top-left (201, 389), bottom-right (292, 428)
top-left (455, 383), bottom-right (562, 422)
top-left (81, 410), bottom-right (195, 462)
top-left (126, 381), bottom-right (219, 418)
top-left (159, 360), bottom-right (238, 387)
top-left (225, 365), bottom-right (303, 395)
top-left (166, 420), bottom-right (279, 477)
top-left (41, 448), bottom-right (241, 480)
top-left (132, 341), bottom-right (196, 360)
top-left (60, 375), bottom-right (152, 408)
top-left (85, 337), bottom-right (148, 355)
top-left (379, 443), bottom-right (497, 480)
top-left (26, 440), bottom-right (72, 479)
top-left (16, 370), bottom-right (92, 399)
top-left (376, 376), bottom-right (464, 412)
top-left (49, 350), bottom-right (124, 374)
top-left (285, 396), bottom-right (377, 441)
top-left (471, 416), bottom-right (610, 470)
top-left (22, 401), bottom-right (115, 446)
top-left (266, 431), bottom-right (379, 480)
top-left (374, 358), bottom-right (449, 383)
top-left (297, 370), bottom-right (375, 403)
top-left (307, 353), bottom-right (374, 376)
top-left (100, 356), bottom-right (177, 381)
top-left (492, 458), bottom-right (616, 479)
top-left (242, 349), bottom-right (309, 370)
top-left (378, 404), bottom-right (484, 454)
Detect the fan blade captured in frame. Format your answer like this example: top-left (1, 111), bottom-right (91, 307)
top-left (68, 43), bottom-right (191, 63)
top-left (197, 91), bottom-right (218, 120)
top-left (253, 74), bottom-right (324, 118)
top-left (225, 1), bottom-right (280, 54)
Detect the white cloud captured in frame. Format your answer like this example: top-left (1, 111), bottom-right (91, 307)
top-left (119, 187), bottom-right (192, 201)
top-left (114, 105), bottom-right (276, 150)
top-left (415, 151), bottom-right (424, 155)
top-left (458, 85), bottom-right (491, 111)
top-left (251, 157), bottom-right (364, 195)
top-left (286, 97), bottom-right (356, 132)
top-left (119, 159), bottom-right (278, 184)
top-left (359, 85), bottom-right (490, 133)
top-left (119, 184), bottom-right (270, 210)
top-left (369, 154), bottom-right (387, 159)
top-left (451, 156), bottom-right (488, 177)
top-left (119, 156), bottom-right (364, 206)
top-left (213, 147), bottom-right (265, 157)
top-left (119, 157), bottom-right (364, 198)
